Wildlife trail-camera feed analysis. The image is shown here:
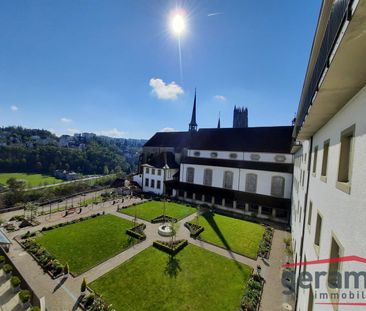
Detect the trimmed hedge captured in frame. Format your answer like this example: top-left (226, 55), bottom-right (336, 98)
top-left (19, 289), bottom-right (31, 303)
top-left (151, 215), bottom-right (177, 224)
top-left (184, 222), bottom-right (204, 238)
top-left (126, 223), bottom-right (146, 241)
top-left (153, 239), bottom-right (188, 255)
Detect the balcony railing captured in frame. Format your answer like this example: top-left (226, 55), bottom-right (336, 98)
top-left (295, 0), bottom-right (352, 136)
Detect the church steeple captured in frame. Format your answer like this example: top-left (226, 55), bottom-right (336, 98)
top-left (189, 89), bottom-right (198, 132)
top-left (217, 112), bottom-right (221, 128)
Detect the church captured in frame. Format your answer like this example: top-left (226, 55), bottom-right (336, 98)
top-left (135, 91), bottom-right (294, 224)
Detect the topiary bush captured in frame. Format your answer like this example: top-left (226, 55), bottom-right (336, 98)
top-left (0, 255), bottom-right (5, 264)
top-left (30, 307), bottom-right (41, 311)
top-left (19, 289), bottom-right (31, 303)
top-left (81, 277), bottom-right (87, 293)
top-left (10, 276), bottom-right (21, 288)
top-left (3, 263), bottom-right (13, 274)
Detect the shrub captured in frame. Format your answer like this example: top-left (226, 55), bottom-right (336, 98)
top-left (10, 276), bottom-right (21, 287)
top-left (0, 255), bottom-right (5, 264)
top-left (81, 277), bottom-right (87, 292)
top-left (3, 263), bottom-right (13, 274)
top-left (64, 263), bottom-right (69, 275)
top-left (84, 293), bottom-right (95, 308)
top-left (19, 289), bottom-right (31, 303)
top-left (30, 307), bottom-right (41, 311)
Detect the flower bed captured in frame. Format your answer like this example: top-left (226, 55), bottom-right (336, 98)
top-left (241, 274), bottom-right (265, 311)
top-left (20, 239), bottom-right (64, 279)
top-left (184, 222), bottom-right (204, 238)
top-left (153, 239), bottom-right (188, 255)
top-left (257, 226), bottom-right (274, 259)
top-left (151, 215), bottom-right (177, 224)
top-left (126, 223), bottom-right (146, 241)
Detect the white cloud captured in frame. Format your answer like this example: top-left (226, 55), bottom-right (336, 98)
top-left (159, 127), bottom-right (176, 132)
top-left (97, 128), bottom-right (126, 138)
top-left (60, 117), bottom-right (72, 123)
top-left (149, 78), bottom-right (184, 100)
top-left (214, 95), bottom-right (227, 102)
top-left (10, 105), bottom-right (18, 111)
top-left (67, 128), bottom-right (80, 135)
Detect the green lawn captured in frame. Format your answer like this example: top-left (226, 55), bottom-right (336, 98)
top-left (36, 215), bottom-right (136, 275)
top-left (119, 200), bottom-right (196, 221)
top-left (90, 244), bottom-right (252, 311)
top-left (197, 213), bottom-right (265, 259)
top-left (0, 172), bottom-right (63, 188)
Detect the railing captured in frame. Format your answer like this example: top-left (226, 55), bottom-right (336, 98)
top-left (296, 0), bottom-right (352, 136)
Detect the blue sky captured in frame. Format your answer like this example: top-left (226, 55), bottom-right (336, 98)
top-left (0, 1), bottom-right (321, 139)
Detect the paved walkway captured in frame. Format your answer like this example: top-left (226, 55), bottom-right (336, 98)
top-left (0, 270), bottom-right (26, 311)
top-left (2, 196), bottom-right (294, 311)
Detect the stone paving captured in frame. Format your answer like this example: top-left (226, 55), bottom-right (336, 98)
top-left (1, 195), bottom-right (294, 311)
top-left (0, 270), bottom-right (26, 311)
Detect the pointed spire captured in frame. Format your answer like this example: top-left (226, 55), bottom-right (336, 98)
top-left (217, 111), bottom-right (221, 128)
top-left (189, 88), bottom-right (198, 132)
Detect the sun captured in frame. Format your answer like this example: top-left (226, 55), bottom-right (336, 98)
top-left (171, 13), bottom-right (186, 36)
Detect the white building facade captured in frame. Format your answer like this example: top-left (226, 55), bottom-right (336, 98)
top-left (291, 0), bottom-right (366, 310)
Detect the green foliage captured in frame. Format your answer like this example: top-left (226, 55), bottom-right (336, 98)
top-left (0, 127), bottom-right (133, 176)
top-left (0, 255), bottom-right (5, 263)
top-left (91, 245), bottom-right (252, 311)
top-left (18, 289), bottom-right (31, 303)
top-left (30, 307), bottom-right (41, 311)
top-left (36, 215), bottom-right (135, 274)
top-left (81, 277), bottom-right (87, 292)
top-left (119, 200), bottom-right (196, 221)
top-left (10, 276), bottom-right (21, 287)
top-left (3, 263), bottom-right (13, 274)
top-left (198, 213), bottom-right (265, 259)
top-left (64, 263), bottom-right (70, 275)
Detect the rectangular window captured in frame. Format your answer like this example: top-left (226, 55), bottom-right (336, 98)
top-left (307, 201), bottom-right (313, 226)
top-left (312, 146), bottom-right (318, 175)
top-left (203, 169), bottom-right (213, 186)
top-left (156, 180), bottom-right (161, 189)
top-left (150, 179), bottom-right (155, 188)
top-left (321, 140), bottom-right (330, 178)
top-left (314, 213), bottom-right (322, 247)
top-left (337, 125), bottom-right (355, 193)
top-left (223, 171), bottom-right (234, 189)
top-left (245, 174), bottom-right (257, 193)
top-left (157, 170), bottom-right (161, 176)
top-left (145, 167), bottom-right (149, 174)
top-left (145, 178), bottom-right (149, 187)
top-left (271, 176), bottom-right (285, 197)
top-left (328, 237), bottom-right (342, 288)
top-left (151, 168), bottom-right (155, 175)
top-left (186, 167), bottom-right (194, 183)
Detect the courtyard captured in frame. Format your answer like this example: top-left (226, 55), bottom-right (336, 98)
top-left (197, 213), bottom-right (265, 259)
top-left (119, 200), bottom-right (196, 221)
top-left (90, 244), bottom-right (252, 311)
top-left (35, 214), bottom-right (137, 275)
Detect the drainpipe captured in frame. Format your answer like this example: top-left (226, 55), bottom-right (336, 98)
top-left (294, 136), bottom-right (313, 311)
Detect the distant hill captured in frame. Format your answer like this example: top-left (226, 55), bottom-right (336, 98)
top-left (0, 126), bottom-right (146, 176)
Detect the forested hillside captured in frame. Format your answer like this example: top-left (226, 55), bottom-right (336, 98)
top-left (0, 127), bottom-right (145, 175)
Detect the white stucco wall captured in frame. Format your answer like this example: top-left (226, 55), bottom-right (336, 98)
top-left (187, 149), bottom-right (293, 164)
top-left (142, 165), bottom-right (177, 195)
top-left (294, 85), bottom-right (366, 311)
top-left (180, 163), bottom-right (292, 199)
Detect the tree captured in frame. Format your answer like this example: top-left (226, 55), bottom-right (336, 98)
top-left (103, 165), bottom-right (109, 175)
top-left (24, 202), bottom-right (38, 221)
top-left (81, 277), bottom-right (87, 293)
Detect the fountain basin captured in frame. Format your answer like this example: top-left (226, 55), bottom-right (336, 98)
top-left (158, 224), bottom-right (174, 237)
